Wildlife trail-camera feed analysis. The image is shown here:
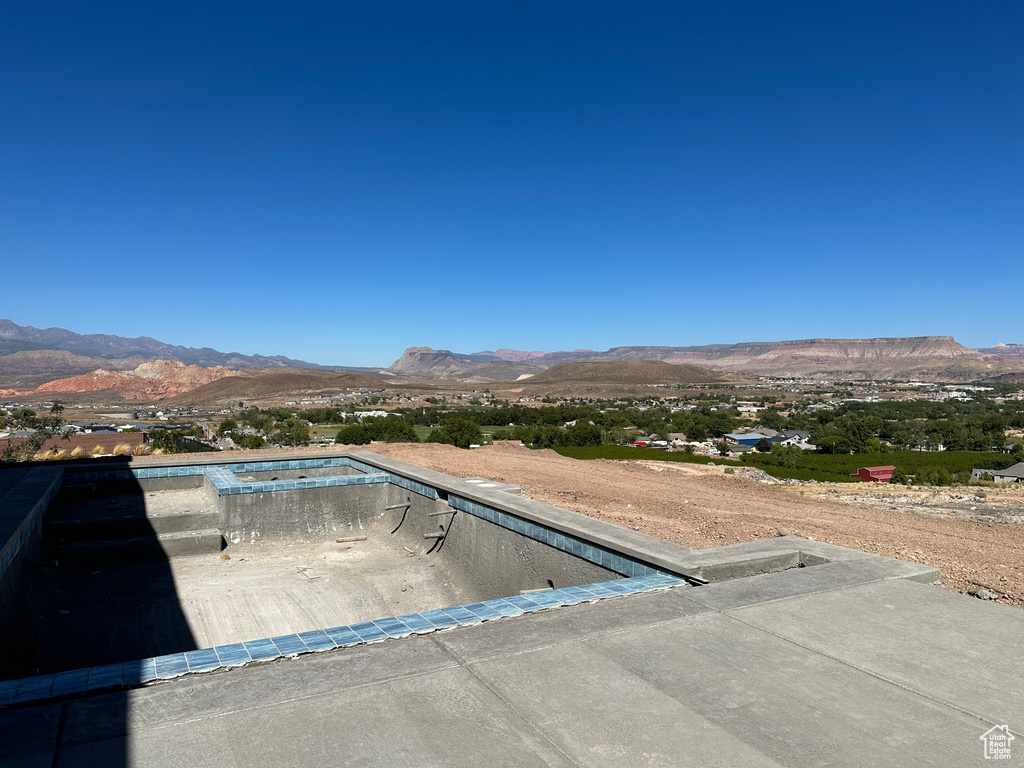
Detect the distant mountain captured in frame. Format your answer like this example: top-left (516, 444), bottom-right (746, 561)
top-left (0, 319), bottom-right (329, 376)
top-left (476, 348), bottom-right (546, 363)
top-left (389, 337), bottom-right (1024, 381)
top-left (979, 343), bottom-right (1024, 356)
top-left (386, 347), bottom-right (538, 379)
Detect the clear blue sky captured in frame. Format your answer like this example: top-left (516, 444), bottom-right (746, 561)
top-left (2, 2), bottom-right (1021, 366)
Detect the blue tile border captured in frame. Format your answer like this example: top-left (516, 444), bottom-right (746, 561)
top-left (448, 494), bottom-right (669, 579)
top-left (62, 456), bottom-right (362, 485)
top-left (0, 573), bottom-right (685, 710)
top-left (202, 465), bottom-right (388, 497)
top-left (0, 467), bottom-right (63, 584)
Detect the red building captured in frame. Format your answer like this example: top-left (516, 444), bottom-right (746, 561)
top-left (851, 465), bottom-right (895, 483)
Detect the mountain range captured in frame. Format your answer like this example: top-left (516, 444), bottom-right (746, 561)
top-left (385, 337), bottom-right (1024, 381)
top-left (3, 319), bottom-right (1024, 387)
top-left (0, 319), bottom-right (330, 385)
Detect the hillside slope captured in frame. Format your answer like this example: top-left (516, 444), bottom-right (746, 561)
top-left (523, 360), bottom-right (734, 386)
top-left (163, 370), bottom-right (385, 405)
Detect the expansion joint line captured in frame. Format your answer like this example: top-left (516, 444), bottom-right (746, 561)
top-left (431, 638), bottom-right (587, 768)
top-left (720, 611), bottom-right (1016, 735)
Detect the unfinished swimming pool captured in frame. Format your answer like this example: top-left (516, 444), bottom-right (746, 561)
top-left (1, 451), bottom-right (920, 710)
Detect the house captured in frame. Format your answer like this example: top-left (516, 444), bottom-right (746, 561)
top-left (771, 430), bottom-right (815, 449)
top-left (971, 462), bottom-right (1024, 484)
top-left (851, 466), bottom-right (895, 483)
top-left (723, 432), bottom-right (772, 447)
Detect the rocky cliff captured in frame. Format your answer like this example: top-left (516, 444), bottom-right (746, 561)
top-left (32, 361), bottom-right (235, 400)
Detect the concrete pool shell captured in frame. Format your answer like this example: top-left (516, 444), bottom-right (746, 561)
top-left (2, 451), bottom-right (940, 704)
top-left (3, 451), bottom-right (1020, 766)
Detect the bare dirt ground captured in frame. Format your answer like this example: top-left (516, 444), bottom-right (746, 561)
top-left (138, 442), bottom-right (1024, 608)
top-left (364, 443), bottom-right (1024, 609)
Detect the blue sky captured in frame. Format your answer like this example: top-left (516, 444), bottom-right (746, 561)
top-left (2, 2), bottom-right (1021, 366)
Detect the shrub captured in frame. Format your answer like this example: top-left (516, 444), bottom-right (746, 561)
top-left (426, 418), bottom-right (482, 449)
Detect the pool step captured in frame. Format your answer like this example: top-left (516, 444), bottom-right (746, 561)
top-left (47, 509), bottom-right (220, 543)
top-left (49, 528), bottom-right (226, 565)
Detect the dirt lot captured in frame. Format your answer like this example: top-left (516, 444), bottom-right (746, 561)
top-left (137, 442), bottom-right (1024, 608)
top-left (363, 442), bottom-right (1024, 609)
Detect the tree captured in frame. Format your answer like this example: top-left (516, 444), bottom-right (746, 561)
top-left (149, 429), bottom-right (179, 454)
top-left (565, 422), bottom-right (602, 447)
top-left (1, 401), bottom-right (69, 463)
top-left (336, 424), bottom-right (372, 445)
top-left (715, 441), bottom-right (731, 456)
top-left (754, 438), bottom-right (773, 453)
top-left (216, 419), bottom-right (238, 437)
top-left (758, 409), bottom-right (786, 432)
top-left (687, 422), bottom-right (709, 443)
top-left (770, 443), bottom-right (801, 468)
top-left (426, 418), bottom-right (481, 449)
top-left (274, 419), bottom-right (310, 447)
top-left (234, 434), bottom-right (266, 449)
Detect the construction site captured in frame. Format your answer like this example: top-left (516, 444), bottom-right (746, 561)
top-left (0, 447), bottom-right (1019, 766)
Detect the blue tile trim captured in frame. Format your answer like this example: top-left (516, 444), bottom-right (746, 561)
top-left (385, 473), bottom-right (440, 500)
top-left (0, 572), bottom-right (685, 710)
top-left (214, 643), bottom-right (251, 666)
top-left (448, 494), bottom-right (670, 579)
top-left (203, 466), bottom-right (388, 497)
top-left (153, 653), bottom-right (188, 679)
top-left (185, 648), bottom-right (221, 672)
top-left (271, 634), bottom-right (308, 656)
top-left (62, 457), bottom-right (371, 485)
top-left (0, 467), bottom-right (63, 584)
top-left (0, 679), bottom-right (19, 707)
top-left (242, 638), bottom-right (281, 661)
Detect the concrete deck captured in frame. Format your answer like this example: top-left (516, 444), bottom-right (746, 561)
top-left (3, 575), bottom-right (1020, 767)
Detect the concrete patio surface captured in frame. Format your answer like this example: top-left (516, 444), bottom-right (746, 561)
top-left (3, 574), bottom-right (1019, 767)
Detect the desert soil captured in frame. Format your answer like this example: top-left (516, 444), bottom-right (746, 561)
top-left (138, 442), bottom-right (1024, 608)
top-left (367, 442), bottom-right (1024, 609)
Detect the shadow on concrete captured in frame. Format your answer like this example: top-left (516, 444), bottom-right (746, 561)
top-left (0, 457), bottom-right (198, 767)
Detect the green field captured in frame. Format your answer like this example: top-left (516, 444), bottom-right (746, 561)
top-left (551, 445), bottom-right (1016, 484)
